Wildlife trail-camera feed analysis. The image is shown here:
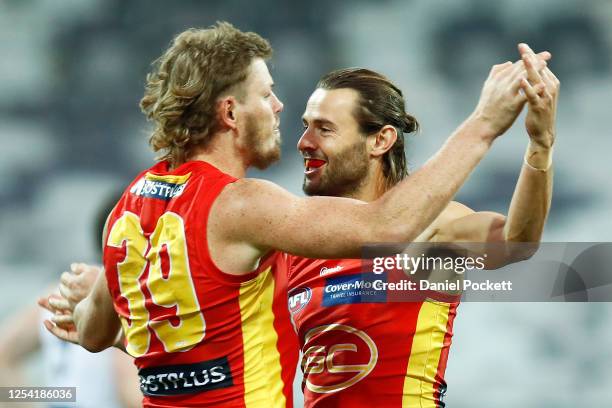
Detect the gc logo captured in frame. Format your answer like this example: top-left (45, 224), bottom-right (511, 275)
top-left (302, 324), bottom-right (378, 393)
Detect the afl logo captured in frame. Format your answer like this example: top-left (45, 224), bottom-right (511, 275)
top-left (302, 324), bottom-right (378, 393)
top-left (288, 287), bottom-right (312, 315)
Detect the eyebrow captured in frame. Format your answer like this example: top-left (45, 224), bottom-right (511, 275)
top-left (302, 117), bottom-right (337, 128)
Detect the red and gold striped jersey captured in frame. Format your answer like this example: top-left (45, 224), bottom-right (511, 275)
top-left (103, 160), bottom-right (298, 407)
top-left (287, 256), bottom-right (458, 408)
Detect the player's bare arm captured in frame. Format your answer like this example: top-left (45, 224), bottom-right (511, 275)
top-left (39, 262), bottom-right (127, 352)
top-left (66, 212), bottom-right (123, 352)
top-left (71, 270), bottom-right (121, 352)
top-left (212, 118), bottom-right (497, 272)
top-left (210, 50), bottom-right (548, 272)
top-left (38, 262), bottom-right (102, 344)
top-left (420, 46), bottom-right (558, 269)
top-left (503, 44), bottom-right (558, 243)
top-left (40, 264), bottom-right (121, 352)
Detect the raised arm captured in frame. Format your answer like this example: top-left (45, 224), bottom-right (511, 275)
top-left (503, 45), bottom-right (558, 244)
top-left (212, 55), bottom-right (544, 270)
top-left (215, 118), bottom-right (492, 263)
top-left (423, 47), bottom-right (558, 268)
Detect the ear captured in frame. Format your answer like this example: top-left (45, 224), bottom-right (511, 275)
top-left (369, 125), bottom-right (397, 158)
top-left (218, 96), bottom-right (239, 131)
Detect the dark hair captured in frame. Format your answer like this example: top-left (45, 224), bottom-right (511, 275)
top-left (317, 68), bottom-right (419, 188)
top-left (140, 22), bottom-right (273, 166)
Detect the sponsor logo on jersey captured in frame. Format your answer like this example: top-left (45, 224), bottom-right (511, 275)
top-left (130, 174), bottom-right (189, 201)
top-left (288, 287), bottom-right (312, 315)
top-left (320, 265), bottom-right (343, 276)
top-left (323, 273), bottom-right (387, 306)
top-left (138, 356), bottom-right (233, 396)
top-left (302, 324), bottom-right (378, 393)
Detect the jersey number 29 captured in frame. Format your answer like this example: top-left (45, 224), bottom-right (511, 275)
top-left (107, 211), bottom-right (205, 357)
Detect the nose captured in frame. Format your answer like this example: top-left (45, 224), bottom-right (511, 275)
top-left (297, 126), bottom-right (317, 153)
top-left (272, 92), bottom-right (284, 113)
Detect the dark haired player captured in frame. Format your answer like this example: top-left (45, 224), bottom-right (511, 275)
top-left (288, 44), bottom-right (557, 407)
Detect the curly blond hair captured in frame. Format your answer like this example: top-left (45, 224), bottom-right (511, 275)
top-left (140, 22), bottom-right (272, 166)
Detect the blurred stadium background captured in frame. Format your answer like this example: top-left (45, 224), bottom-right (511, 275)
top-left (1, 0), bottom-right (611, 407)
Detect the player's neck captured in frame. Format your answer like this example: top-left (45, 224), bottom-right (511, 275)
top-left (348, 167), bottom-right (389, 203)
top-left (187, 131), bottom-right (249, 178)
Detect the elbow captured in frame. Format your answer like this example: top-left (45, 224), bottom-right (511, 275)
top-left (483, 241), bottom-right (540, 270)
top-left (520, 241), bottom-right (541, 260)
top-left (508, 241), bottom-right (540, 262)
top-left (80, 337), bottom-right (110, 353)
top-left (78, 326), bottom-right (113, 353)
top-left (502, 220), bottom-right (543, 262)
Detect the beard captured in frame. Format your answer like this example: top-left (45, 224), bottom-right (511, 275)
top-left (243, 112), bottom-right (281, 170)
top-left (302, 139), bottom-right (369, 198)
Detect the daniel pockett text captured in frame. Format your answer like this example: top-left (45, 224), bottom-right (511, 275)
top-left (370, 253), bottom-right (513, 293)
top-left (373, 279), bottom-right (513, 292)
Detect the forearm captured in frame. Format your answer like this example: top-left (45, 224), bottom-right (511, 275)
top-left (504, 141), bottom-right (553, 242)
top-left (374, 115), bottom-right (494, 242)
top-left (74, 296), bottom-right (118, 353)
top-left (74, 298), bottom-right (96, 350)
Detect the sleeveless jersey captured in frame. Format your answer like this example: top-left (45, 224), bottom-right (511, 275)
top-left (287, 256), bottom-right (458, 408)
top-left (103, 160), bottom-right (298, 407)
